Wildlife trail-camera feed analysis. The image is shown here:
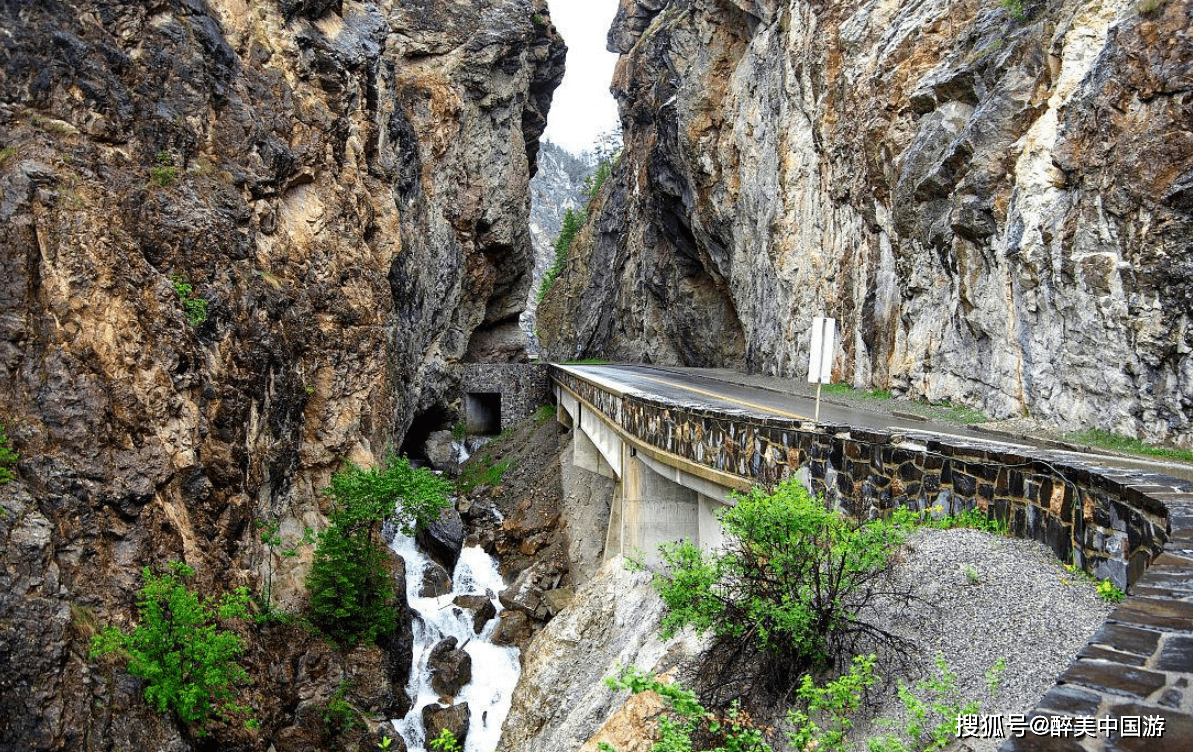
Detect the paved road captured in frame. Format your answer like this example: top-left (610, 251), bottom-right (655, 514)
top-left (563, 363), bottom-right (1193, 483)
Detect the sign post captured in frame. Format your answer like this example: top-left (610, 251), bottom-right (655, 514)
top-left (807, 316), bottom-right (836, 422)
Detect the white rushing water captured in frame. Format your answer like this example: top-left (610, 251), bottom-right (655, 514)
top-left (387, 532), bottom-right (521, 752)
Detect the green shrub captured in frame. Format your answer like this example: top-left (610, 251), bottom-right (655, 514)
top-left (0, 422), bottom-right (17, 484)
top-left (428, 727), bottom-right (462, 751)
top-left (170, 273), bottom-right (208, 327)
top-left (786, 654), bottom-right (880, 752)
top-left (603, 665), bottom-right (770, 752)
top-left (306, 455), bottom-right (450, 645)
top-left (89, 562), bottom-right (253, 731)
top-left (868, 654), bottom-right (1004, 752)
top-left (149, 150), bottom-right (179, 187)
top-left (0, 146), bottom-right (15, 164)
top-left (1097, 579), bottom-right (1125, 603)
top-left (320, 680), bottom-right (360, 737)
top-left (652, 480), bottom-right (909, 706)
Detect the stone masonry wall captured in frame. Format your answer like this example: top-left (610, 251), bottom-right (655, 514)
top-left (462, 364), bottom-right (551, 432)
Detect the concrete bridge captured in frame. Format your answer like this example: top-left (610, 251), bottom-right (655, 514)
top-left (549, 363), bottom-right (1193, 748)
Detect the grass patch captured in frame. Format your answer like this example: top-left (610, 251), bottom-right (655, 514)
top-left (533, 405), bottom-right (557, 424)
top-left (459, 454), bottom-right (514, 493)
top-left (1063, 429), bottom-right (1193, 463)
top-left (562, 358), bottom-right (610, 365)
top-left (821, 383), bottom-right (892, 401)
top-left (0, 146), bottom-right (16, 165)
top-left (820, 383), bottom-right (988, 424)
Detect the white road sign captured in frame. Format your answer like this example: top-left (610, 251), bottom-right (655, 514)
top-left (808, 316), bottom-right (835, 384)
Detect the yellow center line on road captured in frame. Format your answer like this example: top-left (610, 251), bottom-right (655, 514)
top-left (626, 372), bottom-right (813, 422)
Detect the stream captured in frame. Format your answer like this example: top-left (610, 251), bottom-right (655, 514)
top-left (386, 527), bottom-right (520, 752)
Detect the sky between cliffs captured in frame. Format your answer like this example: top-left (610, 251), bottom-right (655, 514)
top-left (540, 1), bottom-right (621, 156)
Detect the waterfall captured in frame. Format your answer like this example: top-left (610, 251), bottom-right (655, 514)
top-left (387, 533), bottom-right (521, 752)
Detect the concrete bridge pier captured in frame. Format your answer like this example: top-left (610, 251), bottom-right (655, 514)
top-left (555, 383), bottom-right (736, 566)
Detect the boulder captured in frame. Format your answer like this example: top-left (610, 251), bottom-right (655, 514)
top-left (453, 594), bottom-right (497, 634)
top-left (428, 637), bottom-right (472, 697)
top-left (491, 611), bottom-right (534, 647)
top-left (422, 702), bottom-right (470, 749)
top-left (417, 507), bottom-right (466, 570)
top-left (424, 430), bottom-right (458, 471)
top-left (419, 560), bottom-right (452, 598)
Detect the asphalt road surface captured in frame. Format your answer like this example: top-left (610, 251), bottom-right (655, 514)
top-left (562, 363), bottom-right (1193, 483)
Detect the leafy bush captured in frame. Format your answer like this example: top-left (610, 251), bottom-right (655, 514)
top-left (868, 654), bottom-right (1004, 752)
top-left (306, 455), bottom-right (450, 645)
top-left (170, 274), bottom-right (208, 327)
top-left (0, 421), bottom-right (17, 484)
top-left (89, 562), bottom-right (253, 730)
top-left (603, 665), bottom-right (770, 752)
top-left (320, 680), bottom-right (360, 737)
top-left (149, 150), bottom-right (179, 187)
top-left (428, 727), bottom-right (462, 752)
top-left (786, 654), bottom-right (880, 752)
top-left (538, 206), bottom-right (584, 302)
top-left (652, 480), bottom-right (910, 706)
top-left (1096, 579), bottom-right (1125, 603)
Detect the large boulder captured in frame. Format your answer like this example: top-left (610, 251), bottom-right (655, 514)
top-left (453, 594), bottom-right (497, 634)
top-left (424, 430), bottom-right (459, 471)
top-left (419, 560), bottom-right (453, 598)
top-left (428, 637), bottom-right (473, 697)
top-left (417, 508), bottom-right (466, 571)
top-left (422, 702), bottom-right (470, 748)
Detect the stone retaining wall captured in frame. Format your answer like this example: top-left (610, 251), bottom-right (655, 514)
top-left (462, 364), bottom-right (551, 432)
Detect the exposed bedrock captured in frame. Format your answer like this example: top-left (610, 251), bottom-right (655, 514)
top-left (0, 0), bottom-right (563, 748)
top-left (537, 0), bottom-right (1193, 446)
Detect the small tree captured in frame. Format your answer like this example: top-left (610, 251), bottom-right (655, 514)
top-left (538, 206), bottom-right (584, 302)
top-left (653, 480), bottom-right (911, 707)
top-left (306, 454), bottom-right (451, 645)
top-left (90, 562), bottom-right (253, 730)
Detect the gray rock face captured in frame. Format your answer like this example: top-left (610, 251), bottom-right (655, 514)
top-left (0, 0), bottom-right (563, 746)
top-left (540, 0), bottom-right (1193, 447)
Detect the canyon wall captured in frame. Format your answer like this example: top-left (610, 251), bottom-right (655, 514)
top-left (0, 0), bottom-right (562, 747)
top-left (537, 0), bottom-right (1193, 446)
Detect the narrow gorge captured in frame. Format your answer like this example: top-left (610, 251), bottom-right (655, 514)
top-left (2, 0), bottom-right (1191, 751)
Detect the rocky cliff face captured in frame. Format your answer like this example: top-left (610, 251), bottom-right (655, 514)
top-left (0, 0), bottom-right (562, 748)
top-left (538, 0), bottom-right (1193, 446)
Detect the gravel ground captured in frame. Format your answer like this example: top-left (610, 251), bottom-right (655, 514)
top-left (845, 528), bottom-right (1114, 752)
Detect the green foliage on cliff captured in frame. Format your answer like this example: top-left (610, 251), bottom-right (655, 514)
top-left (170, 273), bottom-right (208, 327)
top-left (90, 562), bottom-right (254, 731)
top-left (0, 422), bottom-right (17, 484)
top-left (149, 150), bottom-right (179, 187)
top-left (307, 455), bottom-right (450, 645)
top-left (537, 206), bottom-right (584, 302)
top-left (583, 157), bottom-right (613, 204)
top-left (652, 480), bottom-right (909, 705)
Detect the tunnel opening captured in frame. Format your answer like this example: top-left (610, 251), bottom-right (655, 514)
top-left (465, 392), bottom-right (502, 436)
top-left (399, 404), bottom-right (453, 463)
